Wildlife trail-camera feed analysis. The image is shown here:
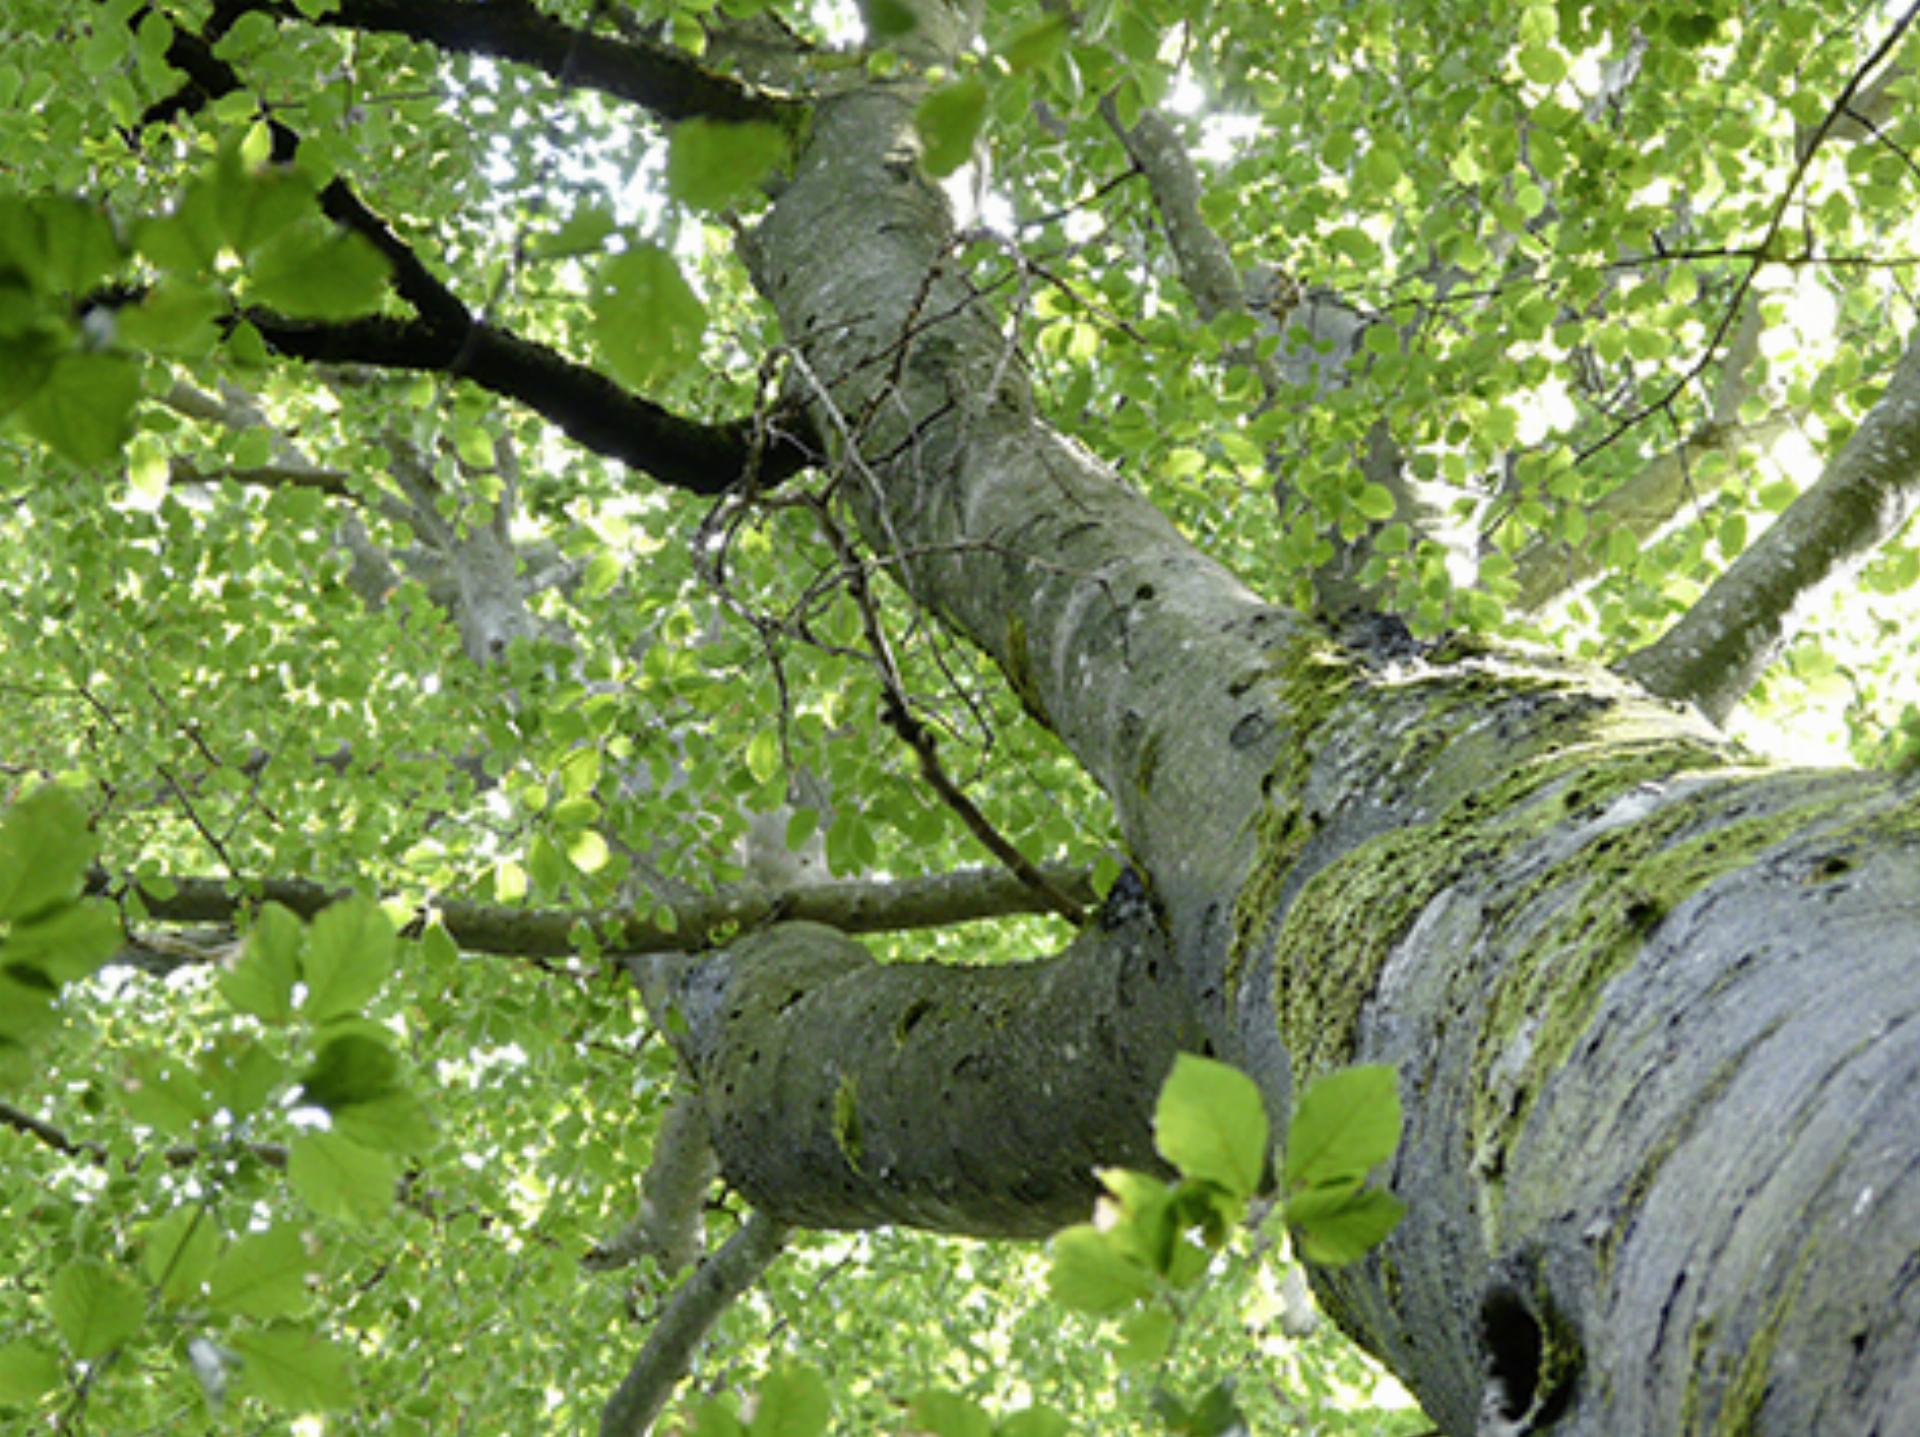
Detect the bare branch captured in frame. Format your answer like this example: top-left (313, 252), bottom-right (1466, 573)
top-left (584, 1092), bottom-right (718, 1277)
top-left (1618, 325), bottom-right (1920, 722)
top-left (95, 862), bottom-right (1098, 963)
top-left (202, 0), bottom-right (801, 126)
top-left (598, 1212), bottom-right (789, 1437)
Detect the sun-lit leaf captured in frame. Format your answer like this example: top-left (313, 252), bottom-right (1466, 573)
top-left (302, 897), bottom-right (394, 1023)
top-left (287, 1132), bottom-right (396, 1225)
top-left (1154, 1053), bottom-right (1269, 1198)
top-left (1284, 1065), bottom-right (1401, 1196)
top-left (589, 243), bottom-right (706, 393)
top-left (229, 1325), bottom-right (355, 1411)
top-left (207, 1223), bottom-right (315, 1319)
top-left (49, 1259), bottom-right (142, 1360)
top-left (1046, 1225), bottom-right (1155, 1313)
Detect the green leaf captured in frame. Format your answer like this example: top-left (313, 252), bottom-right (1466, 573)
top-left (747, 1363), bottom-right (829, 1437)
top-left (302, 896), bottom-right (393, 1022)
top-left (682, 1397), bottom-right (747, 1437)
top-left (221, 901), bottom-right (304, 1023)
top-left (3, 901), bottom-right (120, 985)
top-left (915, 78), bottom-right (990, 178)
top-left (530, 203), bottom-right (617, 259)
top-left (1290, 1188), bottom-right (1406, 1265)
top-left (865, 0), bottom-right (918, 39)
top-left (1046, 1224), bottom-right (1155, 1313)
top-left (1116, 1305), bottom-right (1176, 1369)
top-left (1517, 43), bottom-right (1567, 86)
top-left (1354, 482), bottom-right (1398, 522)
top-left (745, 729), bottom-right (780, 785)
top-left (201, 1035), bottom-right (285, 1118)
top-left (119, 1049), bottom-right (210, 1136)
top-left (214, 156), bottom-right (315, 259)
top-left (20, 352), bottom-right (141, 466)
top-left (1002, 14), bottom-right (1072, 73)
top-left (0, 1340), bottom-right (62, 1404)
top-left (141, 1207), bottom-right (220, 1304)
top-left (48, 1259), bottom-right (142, 1360)
top-left (299, 1032), bottom-right (403, 1108)
top-left (229, 1325), bottom-right (355, 1411)
top-left (249, 226), bottom-right (390, 319)
top-left (113, 280), bottom-right (224, 356)
top-left (0, 826), bottom-right (67, 949)
top-left (0, 195), bottom-right (123, 295)
top-left (1153, 1053), bottom-right (1268, 1198)
top-left (666, 120), bottom-right (790, 211)
top-left (999, 1408), bottom-right (1071, 1437)
top-left (589, 243), bottom-right (706, 394)
top-left (1284, 1064), bottom-right (1401, 1195)
top-left (287, 1131), bottom-right (396, 1225)
top-left (207, 1223), bottom-right (314, 1319)
top-left (332, 1090), bottom-right (435, 1153)
top-left (907, 1391), bottom-right (993, 1437)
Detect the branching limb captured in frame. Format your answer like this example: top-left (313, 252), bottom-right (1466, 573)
top-left (1101, 99), bottom-right (1422, 615)
top-left (205, 0), bottom-right (801, 125)
top-left (806, 498), bottom-right (1087, 924)
top-left (598, 1212), bottom-right (789, 1437)
top-left (1618, 325), bottom-right (1920, 722)
top-left (93, 861), bottom-right (1100, 963)
top-left (144, 19), bottom-right (819, 495)
top-left (584, 1091), bottom-right (718, 1277)
top-left (249, 313), bottom-right (815, 495)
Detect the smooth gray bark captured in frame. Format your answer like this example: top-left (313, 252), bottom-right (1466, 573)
top-left (670, 60), bottom-right (1920, 1437)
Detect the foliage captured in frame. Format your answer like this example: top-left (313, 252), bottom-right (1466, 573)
top-left (0, 0), bottom-right (1917, 1431)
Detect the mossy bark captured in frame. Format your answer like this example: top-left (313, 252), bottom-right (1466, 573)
top-left (660, 49), bottom-right (1920, 1437)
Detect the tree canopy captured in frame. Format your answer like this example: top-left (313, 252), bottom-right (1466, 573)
top-left (3, 0), bottom-right (1920, 1433)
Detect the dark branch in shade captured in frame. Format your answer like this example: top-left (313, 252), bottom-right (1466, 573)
top-left (140, 15), bottom-right (818, 495)
top-left (249, 312), bottom-right (816, 495)
top-left (205, 0), bottom-right (799, 125)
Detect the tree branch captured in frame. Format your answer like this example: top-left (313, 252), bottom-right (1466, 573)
top-left (248, 312), bottom-right (814, 496)
top-left (143, 21), bottom-right (819, 495)
top-left (598, 1212), bottom-right (789, 1437)
top-left (1618, 324), bottom-right (1920, 722)
top-left (209, 0), bottom-right (800, 127)
top-left (94, 862), bottom-right (1098, 962)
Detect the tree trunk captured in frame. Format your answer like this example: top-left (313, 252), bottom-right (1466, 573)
top-left (652, 80), bottom-right (1920, 1437)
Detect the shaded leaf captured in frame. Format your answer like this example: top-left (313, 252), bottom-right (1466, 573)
top-left (667, 119), bottom-right (790, 211)
top-left (916, 78), bottom-right (989, 178)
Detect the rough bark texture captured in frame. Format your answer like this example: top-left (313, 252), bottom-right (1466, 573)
top-left (658, 64), bottom-right (1920, 1437)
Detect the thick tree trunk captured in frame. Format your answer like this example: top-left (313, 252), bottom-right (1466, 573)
top-left (657, 78), bottom-right (1920, 1436)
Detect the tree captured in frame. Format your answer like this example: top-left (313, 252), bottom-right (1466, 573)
top-left (2, 0), bottom-right (1918, 1432)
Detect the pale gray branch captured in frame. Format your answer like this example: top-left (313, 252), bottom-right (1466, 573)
top-left (598, 1213), bottom-right (789, 1437)
top-left (1618, 324), bottom-right (1920, 722)
top-left (97, 862), bottom-right (1098, 962)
